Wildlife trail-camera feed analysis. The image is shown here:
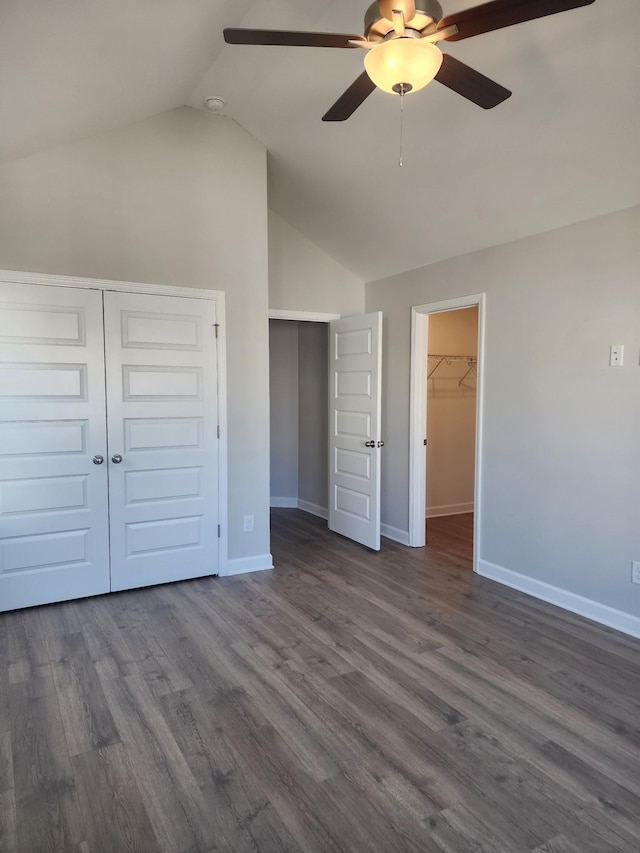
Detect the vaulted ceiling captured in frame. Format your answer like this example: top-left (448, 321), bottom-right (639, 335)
top-left (2, 0), bottom-right (639, 281)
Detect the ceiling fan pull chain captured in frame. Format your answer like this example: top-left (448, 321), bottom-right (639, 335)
top-left (399, 84), bottom-right (405, 167)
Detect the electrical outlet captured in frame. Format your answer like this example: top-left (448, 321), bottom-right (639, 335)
top-left (243, 515), bottom-right (254, 534)
top-left (632, 561), bottom-right (640, 585)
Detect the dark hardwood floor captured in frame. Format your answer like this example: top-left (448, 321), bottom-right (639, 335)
top-left (1, 508), bottom-right (640, 852)
top-left (426, 512), bottom-right (474, 568)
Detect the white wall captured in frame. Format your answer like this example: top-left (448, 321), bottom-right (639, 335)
top-left (298, 322), bottom-right (328, 513)
top-left (427, 308), bottom-right (478, 516)
top-left (366, 206), bottom-right (640, 622)
top-left (269, 320), bottom-right (299, 502)
top-left (268, 209), bottom-right (364, 317)
top-left (0, 107), bottom-right (271, 566)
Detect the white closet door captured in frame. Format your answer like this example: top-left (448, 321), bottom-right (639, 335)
top-left (328, 312), bottom-right (383, 551)
top-left (103, 291), bottom-right (219, 591)
top-left (0, 282), bottom-right (110, 611)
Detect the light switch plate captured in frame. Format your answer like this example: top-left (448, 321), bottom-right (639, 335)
top-left (610, 345), bottom-right (623, 367)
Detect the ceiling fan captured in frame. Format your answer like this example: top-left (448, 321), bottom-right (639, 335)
top-left (224, 0), bottom-right (596, 120)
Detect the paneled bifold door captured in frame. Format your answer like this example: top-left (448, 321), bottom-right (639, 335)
top-left (0, 282), bottom-right (219, 612)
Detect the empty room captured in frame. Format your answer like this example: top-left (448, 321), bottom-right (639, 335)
top-left (1, 1), bottom-right (639, 851)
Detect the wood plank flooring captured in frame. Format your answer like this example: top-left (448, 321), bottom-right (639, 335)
top-left (1, 507), bottom-right (640, 852)
top-left (426, 512), bottom-right (474, 567)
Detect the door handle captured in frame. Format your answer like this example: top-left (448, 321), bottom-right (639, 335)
top-left (111, 454), bottom-right (123, 464)
top-left (364, 440), bottom-right (375, 448)
top-left (377, 441), bottom-right (384, 448)
top-left (92, 455), bottom-right (104, 465)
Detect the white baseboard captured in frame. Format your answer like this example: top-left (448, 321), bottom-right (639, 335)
top-left (270, 497), bottom-right (298, 508)
top-left (381, 523), bottom-right (411, 546)
top-left (297, 499), bottom-right (328, 520)
top-left (221, 553), bottom-right (274, 577)
top-left (426, 502), bottom-right (474, 518)
top-left (478, 559), bottom-right (640, 640)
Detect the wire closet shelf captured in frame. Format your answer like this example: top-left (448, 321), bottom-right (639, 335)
top-left (428, 354), bottom-right (477, 386)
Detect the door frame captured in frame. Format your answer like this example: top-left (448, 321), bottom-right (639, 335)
top-left (268, 310), bottom-right (340, 322)
top-left (0, 268), bottom-right (228, 574)
top-left (408, 293), bottom-right (485, 572)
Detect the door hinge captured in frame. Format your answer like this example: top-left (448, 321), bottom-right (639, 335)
top-left (213, 323), bottom-right (220, 339)
top-left (217, 524), bottom-right (221, 538)
top-left (217, 424), bottom-right (220, 439)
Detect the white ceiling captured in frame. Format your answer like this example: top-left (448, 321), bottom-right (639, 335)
top-left (2, 0), bottom-right (639, 281)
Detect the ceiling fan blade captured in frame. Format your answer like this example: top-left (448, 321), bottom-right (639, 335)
top-left (378, 1), bottom-right (417, 23)
top-left (322, 72), bottom-right (377, 121)
top-left (438, 0), bottom-right (596, 42)
top-left (435, 54), bottom-right (511, 108)
top-left (223, 28), bottom-right (364, 49)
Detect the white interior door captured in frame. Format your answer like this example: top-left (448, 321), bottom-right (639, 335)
top-left (103, 291), bottom-right (219, 591)
top-left (328, 312), bottom-right (382, 550)
top-left (0, 282), bottom-right (110, 611)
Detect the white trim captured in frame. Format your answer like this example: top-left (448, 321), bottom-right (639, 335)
top-left (408, 294), bottom-right (485, 577)
top-left (270, 497), bottom-right (298, 508)
top-left (409, 309), bottom-right (428, 548)
top-left (214, 300), bottom-right (229, 579)
top-left (269, 499), bottom-right (329, 519)
top-left (426, 502), bottom-right (474, 518)
top-left (269, 309), bottom-right (340, 322)
top-left (297, 499), bottom-right (328, 520)
top-left (381, 523), bottom-right (410, 546)
top-left (221, 554), bottom-right (274, 577)
top-left (2, 268), bottom-right (229, 580)
top-left (413, 294), bottom-right (484, 314)
top-left (478, 559), bottom-right (640, 641)
top-left (0, 268), bottom-right (221, 300)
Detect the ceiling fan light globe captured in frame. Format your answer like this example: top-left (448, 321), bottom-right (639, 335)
top-left (364, 38), bottom-right (443, 95)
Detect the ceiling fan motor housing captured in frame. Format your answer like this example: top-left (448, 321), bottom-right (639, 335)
top-left (364, 0), bottom-right (443, 40)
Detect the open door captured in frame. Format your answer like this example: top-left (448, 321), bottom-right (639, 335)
top-left (328, 312), bottom-right (382, 550)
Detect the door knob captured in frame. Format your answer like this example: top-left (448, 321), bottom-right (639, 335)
top-left (92, 455), bottom-right (104, 465)
top-left (377, 441), bottom-right (385, 448)
top-left (111, 454), bottom-right (123, 464)
top-left (364, 440), bottom-right (375, 448)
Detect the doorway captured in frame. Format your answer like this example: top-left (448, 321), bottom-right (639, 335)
top-left (425, 307), bottom-right (478, 567)
top-left (268, 318), bottom-right (330, 520)
top-left (408, 294), bottom-right (485, 571)
top-left (268, 309), bottom-right (384, 550)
